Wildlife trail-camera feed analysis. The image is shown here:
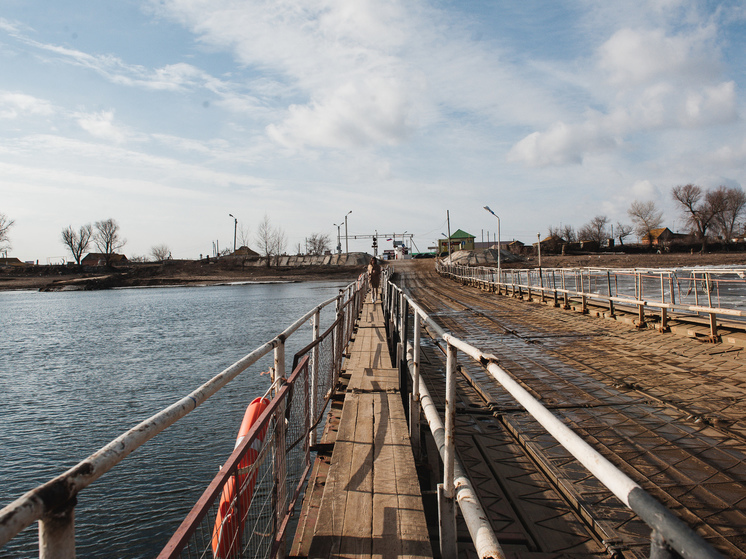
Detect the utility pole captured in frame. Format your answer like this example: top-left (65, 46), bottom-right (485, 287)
top-left (229, 214), bottom-right (237, 253)
top-left (446, 210), bottom-right (452, 261)
top-left (344, 210), bottom-right (352, 255)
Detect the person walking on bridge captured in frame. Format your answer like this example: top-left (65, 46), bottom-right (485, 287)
top-left (368, 257), bottom-right (382, 302)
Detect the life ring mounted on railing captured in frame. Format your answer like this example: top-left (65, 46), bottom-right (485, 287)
top-left (211, 396), bottom-right (270, 559)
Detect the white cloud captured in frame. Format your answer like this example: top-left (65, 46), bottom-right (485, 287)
top-left (631, 179), bottom-right (661, 200)
top-left (267, 74), bottom-right (420, 149)
top-left (599, 27), bottom-right (719, 87)
top-left (0, 91), bottom-right (54, 119)
top-left (507, 15), bottom-right (739, 168)
top-left (76, 110), bottom-right (130, 143)
top-left (681, 81), bottom-right (737, 126)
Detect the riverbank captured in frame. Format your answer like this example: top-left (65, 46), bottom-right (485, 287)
top-left (3, 251), bottom-right (746, 292)
top-left (0, 259), bottom-right (367, 291)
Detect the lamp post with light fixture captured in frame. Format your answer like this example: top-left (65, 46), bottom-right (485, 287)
top-left (228, 213), bottom-right (237, 253)
top-left (334, 223), bottom-right (342, 254)
top-left (344, 210), bottom-right (352, 255)
top-left (483, 206), bottom-right (501, 280)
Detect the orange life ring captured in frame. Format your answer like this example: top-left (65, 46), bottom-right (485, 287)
top-left (212, 396), bottom-right (270, 558)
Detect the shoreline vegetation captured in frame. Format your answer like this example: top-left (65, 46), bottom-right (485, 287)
top-left (1, 251), bottom-right (746, 292)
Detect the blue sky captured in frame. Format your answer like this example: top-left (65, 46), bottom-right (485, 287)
top-left (2, 0), bottom-right (746, 261)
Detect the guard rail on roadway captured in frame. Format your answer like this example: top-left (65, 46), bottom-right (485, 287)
top-left (438, 261), bottom-right (746, 341)
top-left (0, 275), bottom-right (368, 559)
top-left (383, 268), bottom-right (725, 559)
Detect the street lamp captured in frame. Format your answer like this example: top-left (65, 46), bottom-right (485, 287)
top-left (228, 213), bottom-right (237, 253)
top-left (483, 206), bottom-right (501, 279)
top-left (344, 210), bottom-right (352, 255)
top-left (333, 223), bottom-right (342, 254)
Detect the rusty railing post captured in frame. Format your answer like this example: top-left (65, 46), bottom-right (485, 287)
top-left (310, 308), bottom-right (321, 446)
top-left (39, 502), bottom-right (76, 559)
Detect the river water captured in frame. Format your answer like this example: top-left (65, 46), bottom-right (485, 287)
top-left (0, 281), bottom-right (350, 558)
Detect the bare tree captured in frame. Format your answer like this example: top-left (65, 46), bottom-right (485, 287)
top-left (272, 227), bottom-right (287, 266)
top-left (307, 232), bottom-right (331, 255)
top-left (237, 223), bottom-right (251, 250)
top-left (615, 222), bottom-right (633, 246)
top-left (0, 212), bottom-right (16, 253)
top-left (578, 215), bottom-right (610, 243)
top-left (61, 224), bottom-right (93, 265)
top-left (256, 214), bottom-right (274, 267)
top-left (628, 200), bottom-right (663, 246)
top-left (671, 184), bottom-right (723, 252)
top-left (94, 218), bottom-right (127, 264)
top-left (151, 244), bottom-right (170, 262)
top-left (560, 224), bottom-right (576, 243)
top-left (709, 185), bottom-right (746, 243)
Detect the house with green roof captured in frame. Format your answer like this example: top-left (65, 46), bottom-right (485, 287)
top-left (438, 229), bottom-right (475, 254)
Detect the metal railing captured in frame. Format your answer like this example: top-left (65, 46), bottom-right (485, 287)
top-left (0, 274), bottom-right (368, 559)
top-left (383, 269), bottom-right (724, 559)
top-left (439, 261), bottom-right (746, 341)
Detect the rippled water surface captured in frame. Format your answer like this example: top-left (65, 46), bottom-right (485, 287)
top-left (0, 281), bottom-right (349, 558)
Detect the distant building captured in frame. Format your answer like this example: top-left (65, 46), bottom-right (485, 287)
top-left (0, 257), bottom-right (26, 267)
top-left (81, 253), bottom-right (128, 267)
top-left (473, 240), bottom-right (525, 254)
top-left (641, 227), bottom-right (689, 246)
top-left (438, 229), bottom-right (475, 253)
top-left (229, 246), bottom-right (260, 259)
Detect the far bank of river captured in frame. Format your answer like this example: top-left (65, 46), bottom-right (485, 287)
top-left (0, 261), bottom-right (367, 291)
top-left (2, 251), bottom-right (746, 292)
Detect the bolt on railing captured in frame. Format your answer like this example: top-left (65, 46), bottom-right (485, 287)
top-left (383, 269), bottom-right (724, 559)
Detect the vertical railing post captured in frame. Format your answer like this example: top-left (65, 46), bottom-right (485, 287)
top-left (607, 271), bottom-right (615, 317)
top-left (650, 529), bottom-right (675, 559)
top-left (552, 270), bottom-right (559, 307)
top-left (659, 273), bottom-right (669, 332)
top-left (706, 273), bottom-right (718, 341)
top-left (39, 504), bottom-right (76, 559)
top-left (636, 272), bottom-right (646, 328)
top-left (409, 310), bottom-right (421, 458)
top-left (670, 272), bottom-right (676, 305)
top-left (310, 309), bottom-right (321, 446)
top-left (273, 340), bottom-right (287, 559)
top-left (438, 342), bottom-right (457, 558)
top-left (397, 291), bottom-right (406, 388)
top-left (562, 269), bottom-right (569, 309)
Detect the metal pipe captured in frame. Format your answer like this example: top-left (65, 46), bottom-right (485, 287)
top-left (406, 342), bottom-right (504, 559)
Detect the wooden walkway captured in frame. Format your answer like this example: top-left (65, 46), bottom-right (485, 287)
top-left (291, 298), bottom-right (432, 558)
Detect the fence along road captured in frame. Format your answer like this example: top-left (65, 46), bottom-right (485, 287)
top-left (390, 259), bottom-right (743, 558)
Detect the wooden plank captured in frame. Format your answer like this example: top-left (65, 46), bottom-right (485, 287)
top-left (307, 393), bottom-right (360, 558)
top-left (372, 391), bottom-right (402, 558)
top-left (339, 393), bottom-right (375, 557)
top-left (387, 392), bottom-right (432, 558)
top-left (304, 297), bottom-right (432, 559)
